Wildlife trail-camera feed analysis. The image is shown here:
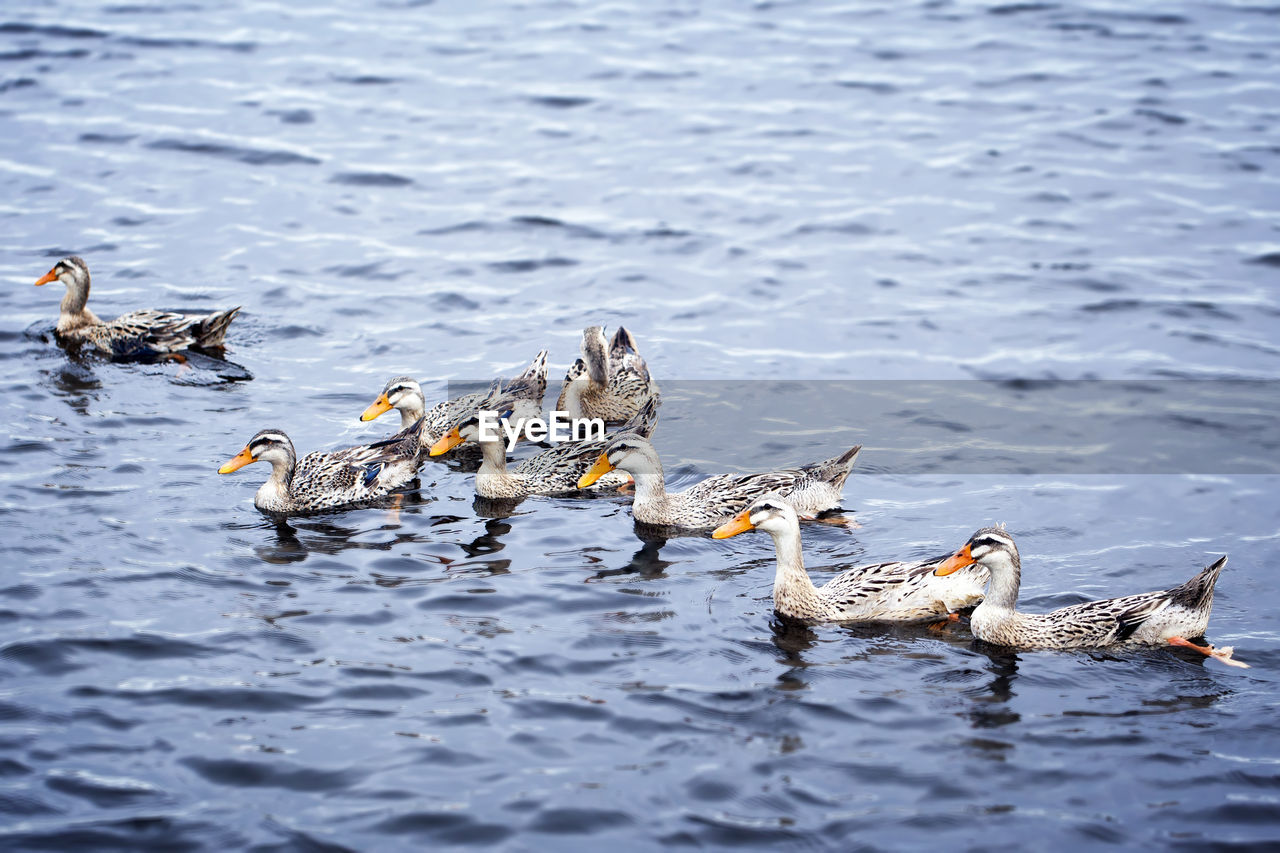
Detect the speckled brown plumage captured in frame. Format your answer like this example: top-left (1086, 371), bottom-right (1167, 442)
top-left (219, 419), bottom-right (426, 515)
top-left (556, 326), bottom-right (658, 423)
top-left (363, 351), bottom-right (549, 457)
top-left (36, 256), bottom-right (240, 357)
top-left (449, 395), bottom-right (659, 499)
top-left (590, 435), bottom-right (860, 530)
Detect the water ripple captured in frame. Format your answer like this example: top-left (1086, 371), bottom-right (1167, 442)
top-left (0, 0), bottom-right (1276, 848)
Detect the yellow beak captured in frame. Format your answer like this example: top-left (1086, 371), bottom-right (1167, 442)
top-left (429, 426), bottom-right (464, 457)
top-left (35, 270), bottom-right (57, 286)
top-left (577, 453), bottom-right (615, 488)
top-left (934, 543), bottom-right (975, 576)
top-left (712, 509), bottom-right (755, 539)
top-left (361, 393), bottom-right (393, 422)
top-left (218, 446), bottom-right (255, 474)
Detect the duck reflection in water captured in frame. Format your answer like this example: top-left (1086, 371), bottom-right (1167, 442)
top-left (446, 517), bottom-right (515, 578)
top-left (254, 518), bottom-right (423, 565)
top-left (964, 645), bottom-right (1023, 729)
top-left (472, 495), bottom-right (523, 520)
top-left (240, 488), bottom-right (433, 563)
top-left (587, 538), bottom-right (675, 581)
top-left (766, 614), bottom-right (956, 662)
top-left (41, 362), bottom-right (101, 416)
top-left (765, 613), bottom-right (1017, 711)
top-left (955, 640), bottom-right (1235, 741)
top-left (769, 616), bottom-right (822, 677)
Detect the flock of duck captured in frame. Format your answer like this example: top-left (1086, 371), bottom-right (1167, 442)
top-left (33, 255), bottom-right (1249, 669)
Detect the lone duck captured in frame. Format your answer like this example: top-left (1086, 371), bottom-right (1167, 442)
top-left (35, 256), bottom-right (240, 357)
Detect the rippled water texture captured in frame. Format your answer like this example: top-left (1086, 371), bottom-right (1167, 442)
top-left (2, 0), bottom-right (1279, 849)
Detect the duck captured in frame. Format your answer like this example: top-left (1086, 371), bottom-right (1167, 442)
top-left (35, 256), bottom-right (240, 357)
top-left (360, 351), bottom-right (548, 456)
top-left (713, 496), bottom-right (988, 622)
top-left (430, 394), bottom-right (659, 498)
top-left (555, 326), bottom-right (658, 423)
top-left (578, 434), bottom-right (861, 530)
top-left (217, 418), bottom-right (425, 514)
top-left (934, 527), bottom-right (1248, 667)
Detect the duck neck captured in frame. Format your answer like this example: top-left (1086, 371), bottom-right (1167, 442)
top-left (256, 456), bottom-right (295, 509)
top-left (979, 556), bottom-right (1022, 611)
top-left (476, 434), bottom-right (511, 475)
top-left (57, 279), bottom-right (99, 332)
top-left (562, 377), bottom-right (593, 418)
top-left (624, 453), bottom-right (667, 510)
top-left (473, 434), bottom-right (520, 497)
top-left (585, 351), bottom-right (608, 388)
top-left (768, 524), bottom-right (822, 609)
top-left (398, 401), bottom-right (424, 431)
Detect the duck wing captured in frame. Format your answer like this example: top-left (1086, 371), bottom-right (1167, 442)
top-left (1035, 591), bottom-right (1171, 646)
top-left (96, 307), bottom-right (240, 356)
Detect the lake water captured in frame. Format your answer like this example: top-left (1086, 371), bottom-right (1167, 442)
top-left (2, 0), bottom-right (1279, 848)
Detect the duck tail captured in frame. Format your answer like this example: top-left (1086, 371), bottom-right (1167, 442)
top-left (510, 349), bottom-right (549, 403)
top-left (610, 325), bottom-right (640, 359)
top-left (195, 306), bottom-right (240, 348)
top-left (563, 357), bottom-right (586, 383)
top-left (816, 444), bottom-right (862, 489)
top-left (555, 357), bottom-right (587, 410)
top-left (1170, 555), bottom-right (1227, 612)
top-left (621, 393), bottom-right (661, 438)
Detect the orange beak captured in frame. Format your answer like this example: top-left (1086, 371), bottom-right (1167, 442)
top-left (429, 426), bottom-right (464, 457)
top-left (35, 269), bottom-right (58, 286)
top-left (577, 453), bottom-right (614, 488)
top-left (361, 393), bottom-right (393, 422)
top-left (712, 509), bottom-right (755, 539)
top-left (217, 446), bottom-right (255, 474)
top-left (934, 543), bottom-right (975, 576)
